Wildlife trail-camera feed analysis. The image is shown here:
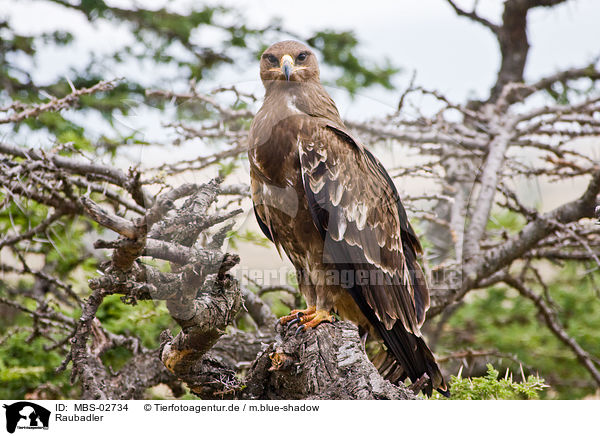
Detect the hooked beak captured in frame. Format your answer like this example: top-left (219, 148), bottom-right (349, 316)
top-left (280, 54), bottom-right (294, 81)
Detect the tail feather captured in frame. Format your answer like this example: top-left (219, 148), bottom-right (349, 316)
top-left (373, 321), bottom-right (448, 397)
top-left (348, 280), bottom-right (448, 397)
top-left (372, 348), bottom-right (407, 384)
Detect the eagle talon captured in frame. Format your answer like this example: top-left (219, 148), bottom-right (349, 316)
top-left (287, 318), bottom-right (300, 327)
top-left (295, 325), bottom-right (305, 336)
top-left (277, 306), bottom-right (316, 327)
top-left (296, 309), bottom-right (335, 331)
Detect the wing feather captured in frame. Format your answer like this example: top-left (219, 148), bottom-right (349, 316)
top-left (253, 204), bottom-right (274, 242)
top-left (298, 122), bottom-right (429, 332)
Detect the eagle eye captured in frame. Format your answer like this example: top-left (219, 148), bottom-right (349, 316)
top-left (264, 54), bottom-right (278, 65)
top-left (296, 52), bottom-right (308, 63)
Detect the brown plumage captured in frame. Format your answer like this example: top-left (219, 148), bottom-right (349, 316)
top-left (248, 40), bottom-right (448, 396)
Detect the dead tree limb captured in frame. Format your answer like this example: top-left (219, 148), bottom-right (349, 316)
top-left (243, 321), bottom-right (417, 400)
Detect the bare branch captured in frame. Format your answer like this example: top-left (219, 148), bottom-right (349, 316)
top-left (0, 79), bottom-right (121, 124)
top-left (80, 196), bottom-right (139, 239)
top-left (146, 85), bottom-right (254, 120)
top-left (243, 321), bottom-right (417, 400)
top-left (0, 209), bottom-right (66, 250)
top-left (463, 117), bottom-right (516, 260)
top-left (241, 287), bottom-right (278, 328)
top-left (503, 275), bottom-right (600, 387)
top-left (445, 0), bottom-right (499, 32)
top-left (430, 170), bottom-right (600, 316)
top-left (0, 141), bottom-right (147, 204)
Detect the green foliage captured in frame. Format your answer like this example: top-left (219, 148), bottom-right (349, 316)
top-left (0, 291), bottom-right (175, 398)
top-left (96, 295), bottom-right (176, 350)
top-left (430, 364), bottom-right (547, 400)
top-left (266, 292), bottom-right (302, 319)
top-left (307, 30), bottom-right (399, 95)
top-left (486, 209), bottom-right (526, 235)
top-left (0, 201), bottom-right (96, 280)
top-left (437, 264), bottom-right (600, 399)
top-left (217, 158), bottom-right (239, 178)
top-left (416, 209), bottom-right (600, 400)
top-left (226, 229), bottom-right (271, 250)
top-left (0, 330), bottom-right (76, 399)
top-left (0, 0), bottom-right (402, 188)
top-left (0, 295), bottom-right (78, 400)
top-left (12, 0), bottom-right (594, 403)
top-left (544, 67), bottom-right (600, 105)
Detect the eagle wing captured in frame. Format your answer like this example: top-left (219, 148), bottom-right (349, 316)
top-left (298, 121), bottom-right (429, 334)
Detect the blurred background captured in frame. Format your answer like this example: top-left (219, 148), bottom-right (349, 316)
top-left (1, 0), bottom-right (599, 400)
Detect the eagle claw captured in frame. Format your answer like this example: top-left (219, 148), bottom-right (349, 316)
top-left (287, 317), bottom-right (300, 327)
top-left (277, 307), bottom-right (334, 334)
top-left (277, 306), bottom-right (316, 326)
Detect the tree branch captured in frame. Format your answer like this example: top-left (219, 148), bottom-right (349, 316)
top-left (243, 321), bottom-right (418, 400)
top-left (445, 0), bottom-right (499, 32)
top-left (0, 79), bottom-right (120, 124)
top-left (503, 275), bottom-right (600, 387)
top-left (430, 170), bottom-right (600, 316)
top-left (0, 141), bottom-right (147, 205)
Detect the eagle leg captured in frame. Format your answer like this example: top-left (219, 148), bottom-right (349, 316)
top-left (294, 309), bottom-right (336, 336)
top-left (278, 306), bottom-right (316, 326)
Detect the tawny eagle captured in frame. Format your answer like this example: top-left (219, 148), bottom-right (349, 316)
top-left (248, 40), bottom-right (448, 396)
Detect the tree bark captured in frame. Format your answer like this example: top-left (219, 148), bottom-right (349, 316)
top-left (242, 321), bottom-right (417, 400)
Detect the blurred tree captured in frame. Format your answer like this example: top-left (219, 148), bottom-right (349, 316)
top-left (1, 1), bottom-right (398, 144)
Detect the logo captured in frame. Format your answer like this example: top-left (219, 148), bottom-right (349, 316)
top-left (2, 402), bottom-right (50, 434)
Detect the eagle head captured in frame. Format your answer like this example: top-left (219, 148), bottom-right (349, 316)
top-left (260, 40), bottom-right (320, 86)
